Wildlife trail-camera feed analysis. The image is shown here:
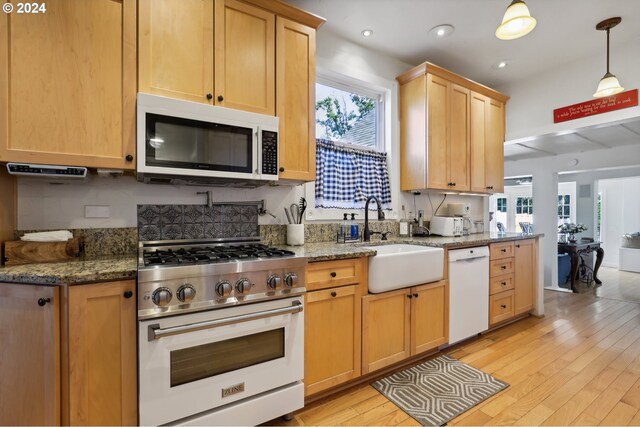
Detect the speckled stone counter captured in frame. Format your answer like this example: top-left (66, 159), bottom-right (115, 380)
top-left (0, 255), bottom-right (137, 285)
top-left (284, 232), bottom-right (543, 262)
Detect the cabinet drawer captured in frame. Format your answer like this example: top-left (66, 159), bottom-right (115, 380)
top-left (490, 241), bottom-right (514, 260)
top-left (490, 258), bottom-right (514, 277)
top-left (490, 290), bottom-right (514, 325)
top-left (489, 273), bottom-right (514, 295)
top-left (307, 258), bottom-right (361, 291)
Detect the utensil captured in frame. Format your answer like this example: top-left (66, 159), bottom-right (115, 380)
top-left (284, 207), bottom-right (293, 224)
top-left (290, 204), bottom-right (300, 225)
top-left (298, 197), bottom-right (307, 222)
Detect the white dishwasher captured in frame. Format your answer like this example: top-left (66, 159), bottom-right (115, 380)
top-left (448, 246), bottom-right (490, 344)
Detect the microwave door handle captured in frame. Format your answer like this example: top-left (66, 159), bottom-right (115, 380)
top-left (147, 300), bottom-right (303, 341)
top-left (255, 126), bottom-right (260, 175)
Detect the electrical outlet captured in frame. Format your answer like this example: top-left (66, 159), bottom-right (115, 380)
top-left (85, 205), bottom-right (110, 218)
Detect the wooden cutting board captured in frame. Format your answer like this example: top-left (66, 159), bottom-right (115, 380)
top-left (2, 238), bottom-right (84, 265)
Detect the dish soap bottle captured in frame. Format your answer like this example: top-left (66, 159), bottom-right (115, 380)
top-left (350, 213), bottom-right (359, 240)
top-left (339, 213), bottom-right (349, 241)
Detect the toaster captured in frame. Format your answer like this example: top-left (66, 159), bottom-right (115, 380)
top-left (429, 216), bottom-right (464, 237)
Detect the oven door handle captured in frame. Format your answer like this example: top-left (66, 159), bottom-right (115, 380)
top-left (147, 300), bottom-right (303, 341)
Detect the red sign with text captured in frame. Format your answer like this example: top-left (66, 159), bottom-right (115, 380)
top-left (553, 89), bottom-right (638, 123)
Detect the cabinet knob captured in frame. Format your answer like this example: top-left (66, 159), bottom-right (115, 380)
top-left (330, 271), bottom-right (337, 278)
top-left (123, 290), bottom-right (133, 299)
top-left (501, 282), bottom-right (507, 286)
top-left (37, 298), bottom-right (51, 307)
top-left (279, 167), bottom-right (285, 172)
top-left (125, 154), bottom-right (133, 162)
top-left (501, 304), bottom-right (507, 309)
top-left (452, 182), bottom-right (456, 186)
top-left (331, 291), bottom-right (337, 297)
top-left (217, 95), bottom-right (224, 102)
top-left (516, 244), bottom-right (521, 248)
top-left (501, 248), bottom-right (507, 252)
top-left (407, 294), bottom-right (413, 299)
top-left (413, 293), bottom-right (419, 298)
top-left (501, 265), bottom-right (507, 270)
top-left (206, 93), bottom-right (213, 100)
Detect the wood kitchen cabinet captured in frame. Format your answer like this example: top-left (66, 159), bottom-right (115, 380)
top-left (514, 239), bottom-right (536, 315)
top-left (304, 258), bottom-right (365, 397)
top-left (65, 280), bottom-right (137, 426)
top-left (0, 0), bottom-right (137, 169)
top-left (276, 17), bottom-right (316, 181)
top-left (488, 239), bottom-right (536, 326)
top-left (138, 0), bottom-right (215, 103)
top-left (397, 62), bottom-right (507, 193)
top-left (0, 283), bottom-right (60, 426)
top-left (470, 93), bottom-right (506, 194)
top-left (362, 280), bottom-right (448, 374)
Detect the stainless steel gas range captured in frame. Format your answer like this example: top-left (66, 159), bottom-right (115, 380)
top-left (137, 238), bottom-right (307, 426)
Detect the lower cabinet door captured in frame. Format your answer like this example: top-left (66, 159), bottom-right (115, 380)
top-left (0, 283), bottom-right (60, 426)
top-left (514, 239), bottom-right (536, 315)
top-left (305, 285), bottom-right (361, 396)
top-left (411, 280), bottom-right (448, 356)
top-left (362, 288), bottom-right (411, 374)
top-left (67, 280), bottom-right (137, 425)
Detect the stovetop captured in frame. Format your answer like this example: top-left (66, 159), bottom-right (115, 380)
top-left (142, 243), bottom-right (296, 267)
top-left (136, 240), bottom-right (307, 319)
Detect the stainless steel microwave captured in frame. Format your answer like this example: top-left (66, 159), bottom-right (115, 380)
top-left (136, 93), bottom-right (279, 187)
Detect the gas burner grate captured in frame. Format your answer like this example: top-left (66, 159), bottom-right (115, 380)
top-left (142, 243), bottom-right (296, 266)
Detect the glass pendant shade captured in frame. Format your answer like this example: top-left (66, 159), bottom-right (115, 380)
top-left (593, 72), bottom-right (624, 98)
top-left (496, 0), bottom-right (537, 40)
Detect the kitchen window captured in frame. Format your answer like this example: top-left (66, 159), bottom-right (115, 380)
top-left (516, 197), bottom-right (533, 215)
top-left (312, 77), bottom-right (391, 210)
top-left (558, 194), bottom-right (571, 225)
top-left (496, 198), bottom-right (507, 213)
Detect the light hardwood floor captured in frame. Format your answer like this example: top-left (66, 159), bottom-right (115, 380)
top-left (595, 267), bottom-right (640, 303)
top-left (268, 290), bottom-right (640, 426)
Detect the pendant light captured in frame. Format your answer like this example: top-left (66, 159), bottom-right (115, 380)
top-left (593, 17), bottom-right (624, 98)
top-left (495, 0), bottom-right (537, 40)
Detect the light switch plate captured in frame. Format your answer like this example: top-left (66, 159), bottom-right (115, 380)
top-left (85, 205), bottom-right (110, 218)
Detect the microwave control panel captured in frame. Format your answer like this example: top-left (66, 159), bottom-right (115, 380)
top-left (261, 130), bottom-right (278, 176)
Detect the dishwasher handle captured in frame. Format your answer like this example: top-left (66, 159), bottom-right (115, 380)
top-left (453, 255), bottom-right (489, 262)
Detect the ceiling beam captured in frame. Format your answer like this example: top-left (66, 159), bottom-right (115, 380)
top-left (516, 143), bottom-right (557, 156)
top-left (572, 132), bottom-right (610, 148)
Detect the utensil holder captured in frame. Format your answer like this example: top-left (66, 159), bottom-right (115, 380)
top-left (287, 224), bottom-right (304, 246)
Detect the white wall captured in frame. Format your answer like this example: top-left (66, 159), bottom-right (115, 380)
top-left (498, 38), bottom-right (640, 142)
top-left (598, 176), bottom-right (640, 268)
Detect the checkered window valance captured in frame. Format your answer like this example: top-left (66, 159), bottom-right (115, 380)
top-left (315, 139), bottom-right (391, 209)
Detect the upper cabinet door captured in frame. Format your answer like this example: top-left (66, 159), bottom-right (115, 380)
top-left (449, 83), bottom-right (471, 191)
top-left (470, 92), bottom-right (488, 193)
top-left (276, 17), bottom-right (316, 181)
top-left (0, 0), bottom-right (136, 169)
top-left (138, 0), bottom-right (214, 104)
top-left (485, 98), bottom-right (505, 193)
top-left (215, 0), bottom-right (275, 115)
top-left (426, 74), bottom-right (450, 190)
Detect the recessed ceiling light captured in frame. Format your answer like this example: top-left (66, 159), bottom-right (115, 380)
top-left (361, 29), bottom-right (373, 37)
top-left (429, 24), bottom-right (455, 39)
top-left (497, 61), bottom-right (508, 69)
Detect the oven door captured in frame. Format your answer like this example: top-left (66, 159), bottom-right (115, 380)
top-left (138, 297), bottom-right (304, 426)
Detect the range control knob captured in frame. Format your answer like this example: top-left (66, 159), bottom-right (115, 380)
top-left (176, 284), bottom-right (196, 303)
top-left (284, 273), bottom-right (298, 288)
top-left (215, 280), bottom-right (232, 297)
top-left (236, 279), bottom-right (252, 294)
top-left (151, 287), bottom-right (173, 307)
top-left (267, 274), bottom-right (282, 289)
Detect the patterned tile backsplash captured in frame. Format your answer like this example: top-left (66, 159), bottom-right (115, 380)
top-left (137, 204), bottom-right (259, 241)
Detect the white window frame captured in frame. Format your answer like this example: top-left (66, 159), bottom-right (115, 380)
top-left (304, 68), bottom-right (394, 221)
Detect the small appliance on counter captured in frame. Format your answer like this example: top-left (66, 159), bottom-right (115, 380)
top-left (430, 216), bottom-right (464, 237)
top-left (448, 203), bottom-right (471, 235)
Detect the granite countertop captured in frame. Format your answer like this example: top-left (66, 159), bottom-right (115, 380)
top-left (288, 232), bottom-right (543, 262)
top-left (0, 233), bottom-right (542, 283)
top-left (0, 255), bottom-right (138, 285)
